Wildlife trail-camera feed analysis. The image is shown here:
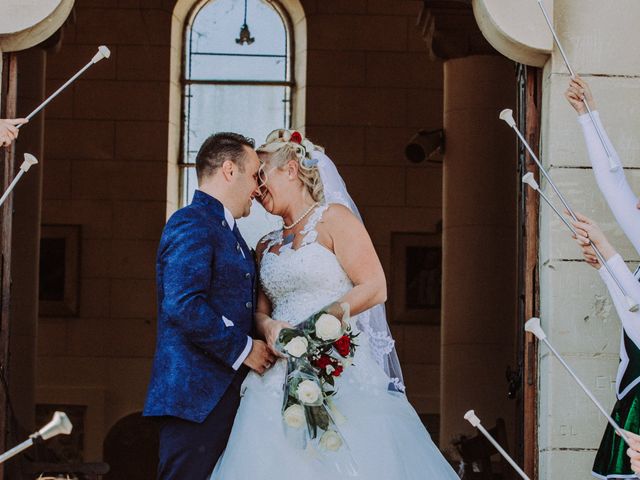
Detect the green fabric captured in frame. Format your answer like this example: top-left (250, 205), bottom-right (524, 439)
top-left (592, 384), bottom-right (640, 478)
top-left (620, 331), bottom-right (640, 394)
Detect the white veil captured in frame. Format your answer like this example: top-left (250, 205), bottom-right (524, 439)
top-left (310, 149), bottom-right (406, 392)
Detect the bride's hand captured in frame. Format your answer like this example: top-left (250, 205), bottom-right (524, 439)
top-left (265, 318), bottom-right (292, 354)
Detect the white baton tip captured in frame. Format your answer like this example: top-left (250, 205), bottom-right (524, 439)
top-left (499, 108), bottom-right (516, 128)
top-left (20, 153), bottom-right (39, 172)
top-left (464, 410), bottom-right (481, 427)
top-left (521, 172), bottom-right (539, 190)
top-left (92, 45), bottom-right (111, 63)
top-left (525, 317), bottom-right (546, 340)
top-left (38, 411), bottom-right (73, 441)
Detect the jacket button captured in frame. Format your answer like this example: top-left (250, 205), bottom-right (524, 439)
top-left (237, 244), bottom-right (242, 251)
top-left (221, 220), bottom-right (227, 227)
top-left (245, 302), bottom-right (252, 309)
top-left (245, 272), bottom-right (251, 279)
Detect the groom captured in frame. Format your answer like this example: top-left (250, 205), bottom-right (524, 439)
top-left (143, 132), bottom-right (277, 479)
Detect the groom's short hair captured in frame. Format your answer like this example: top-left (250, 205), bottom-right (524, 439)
top-left (195, 132), bottom-right (255, 182)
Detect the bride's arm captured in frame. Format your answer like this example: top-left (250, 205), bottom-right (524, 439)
top-left (254, 236), bottom-right (291, 349)
top-left (325, 205), bottom-right (387, 315)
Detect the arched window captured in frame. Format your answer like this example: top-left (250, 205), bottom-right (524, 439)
top-left (180, 0), bottom-right (294, 244)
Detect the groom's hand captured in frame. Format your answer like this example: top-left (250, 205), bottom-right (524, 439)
top-left (244, 339), bottom-right (277, 374)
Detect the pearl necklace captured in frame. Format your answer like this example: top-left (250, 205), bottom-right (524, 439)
top-left (283, 202), bottom-right (318, 230)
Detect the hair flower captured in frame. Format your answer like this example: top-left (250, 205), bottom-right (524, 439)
top-left (290, 131), bottom-right (303, 144)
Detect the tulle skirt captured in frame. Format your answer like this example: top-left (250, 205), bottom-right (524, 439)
top-left (211, 347), bottom-right (459, 480)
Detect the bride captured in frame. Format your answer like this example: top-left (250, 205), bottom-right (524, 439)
top-left (211, 130), bottom-right (458, 479)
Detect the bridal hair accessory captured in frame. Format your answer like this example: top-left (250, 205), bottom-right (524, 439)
top-left (0, 411), bottom-right (72, 464)
top-left (500, 109), bottom-right (638, 312)
top-left (525, 318), bottom-right (631, 444)
top-left (534, 0), bottom-right (617, 171)
top-left (259, 129), bottom-right (321, 168)
top-left (464, 410), bottom-right (530, 480)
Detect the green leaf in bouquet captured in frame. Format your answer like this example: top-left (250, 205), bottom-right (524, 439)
top-left (308, 405), bottom-right (331, 431)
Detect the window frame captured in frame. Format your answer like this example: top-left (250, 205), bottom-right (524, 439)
top-left (178, 0), bottom-right (296, 206)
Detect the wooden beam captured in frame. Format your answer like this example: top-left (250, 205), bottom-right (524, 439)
top-left (0, 52), bottom-right (17, 477)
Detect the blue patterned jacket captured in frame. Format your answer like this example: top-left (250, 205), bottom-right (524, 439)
top-left (143, 190), bottom-right (256, 423)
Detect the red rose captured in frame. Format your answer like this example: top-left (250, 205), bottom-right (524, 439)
top-left (331, 364), bottom-right (344, 377)
top-left (334, 335), bottom-right (351, 357)
top-left (313, 355), bottom-right (332, 369)
top-left (290, 131), bottom-right (303, 144)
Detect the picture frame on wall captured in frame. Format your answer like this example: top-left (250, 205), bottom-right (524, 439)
top-left (39, 224), bottom-right (81, 317)
top-left (391, 232), bottom-right (441, 325)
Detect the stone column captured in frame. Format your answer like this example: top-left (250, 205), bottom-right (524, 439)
top-left (419, 1), bottom-right (519, 448)
top-left (439, 54), bottom-right (518, 445)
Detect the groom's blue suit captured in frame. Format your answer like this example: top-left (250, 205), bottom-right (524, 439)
top-left (143, 190), bottom-right (256, 479)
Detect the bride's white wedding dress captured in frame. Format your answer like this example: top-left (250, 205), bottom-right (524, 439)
top-left (211, 205), bottom-right (459, 479)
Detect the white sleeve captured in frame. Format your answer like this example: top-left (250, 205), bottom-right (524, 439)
top-left (579, 111), bottom-right (640, 256)
top-left (599, 254), bottom-right (640, 340)
top-left (232, 336), bottom-right (253, 371)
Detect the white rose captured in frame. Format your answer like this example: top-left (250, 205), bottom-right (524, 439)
top-left (297, 380), bottom-right (322, 405)
top-left (319, 430), bottom-right (343, 451)
top-left (283, 404), bottom-right (305, 429)
top-left (284, 336), bottom-right (308, 358)
top-left (315, 314), bottom-right (342, 341)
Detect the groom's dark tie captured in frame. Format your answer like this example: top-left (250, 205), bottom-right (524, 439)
top-left (232, 223), bottom-right (248, 259)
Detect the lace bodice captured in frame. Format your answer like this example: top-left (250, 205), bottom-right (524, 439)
top-left (259, 205), bottom-right (353, 324)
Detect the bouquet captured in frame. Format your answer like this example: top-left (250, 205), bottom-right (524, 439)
top-left (276, 302), bottom-right (358, 464)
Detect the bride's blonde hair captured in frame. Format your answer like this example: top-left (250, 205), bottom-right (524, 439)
top-left (257, 129), bottom-right (325, 203)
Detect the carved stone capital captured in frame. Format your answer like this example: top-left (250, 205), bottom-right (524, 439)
top-left (418, 0), bottom-right (496, 60)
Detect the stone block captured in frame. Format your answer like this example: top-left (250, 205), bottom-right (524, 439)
top-left (305, 126), bottom-right (365, 165)
top-left (81, 239), bottom-right (112, 278)
top-left (74, 80), bottom-right (169, 121)
top-left (110, 239), bottom-right (158, 279)
top-left (366, 52), bottom-right (443, 89)
top-left (110, 278), bottom-right (157, 319)
top-left (71, 160), bottom-right (117, 200)
top-left (111, 161), bottom-right (167, 201)
top-left (306, 87), bottom-right (407, 127)
top-left (66, 317), bottom-right (107, 357)
top-left (367, 0), bottom-right (422, 16)
top-left (307, 50), bottom-right (366, 87)
top-left (406, 164), bottom-right (442, 208)
top-left (103, 318), bottom-right (156, 357)
top-left (364, 126), bottom-right (419, 165)
top-left (80, 278), bottom-right (111, 318)
top-left (42, 159), bottom-right (71, 200)
top-left (75, 7), bottom-right (171, 46)
top-left (308, 15), bottom-right (407, 52)
top-left (538, 353), bottom-right (617, 450)
top-left (113, 200), bottom-right (165, 239)
top-left (339, 165), bottom-right (406, 206)
top-left (402, 324), bottom-right (441, 364)
top-left (316, 0), bottom-right (367, 14)
top-left (538, 260), bottom-right (622, 356)
top-left (43, 79), bottom-right (73, 119)
top-left (115, 120), bottom-right (168, 161)
top-left (406, 88), bottom-right (444, 128)
top-left (36, 320), bottom-right (68, 357)
top-left (47, 119), bottom-right (115, 160)
top-left (42, 199), bottom-right (113, 239)
top-left (116, 45), bottom-right (169, 81)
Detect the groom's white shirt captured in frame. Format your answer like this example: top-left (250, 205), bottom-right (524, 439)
top-left (223, 205), bottom-right (253, 371)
